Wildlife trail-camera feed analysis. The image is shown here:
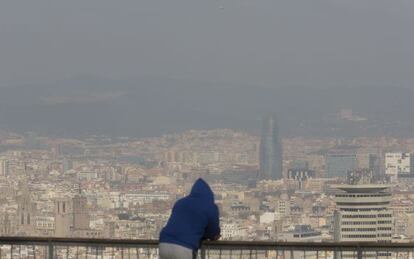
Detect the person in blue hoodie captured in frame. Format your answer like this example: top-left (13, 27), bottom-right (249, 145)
top-left (159, 178), bottom-right (220, 259)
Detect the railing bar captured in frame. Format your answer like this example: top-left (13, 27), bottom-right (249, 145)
top-left (6, 241), bottom-right (414, 259)
top-left (8, 238), bottom-right (414, 249)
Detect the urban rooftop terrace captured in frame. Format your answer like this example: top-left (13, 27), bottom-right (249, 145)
top-left (1, 237), bottom-right (414, 259)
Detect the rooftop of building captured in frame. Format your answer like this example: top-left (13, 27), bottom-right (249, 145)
top-left (333, 184), bottom-right (390, 193)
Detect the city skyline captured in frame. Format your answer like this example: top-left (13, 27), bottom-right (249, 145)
top-left (1, 126), bottom-right (414, 245)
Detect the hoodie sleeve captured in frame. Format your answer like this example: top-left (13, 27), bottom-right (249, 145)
top-left (204, 204), bottom-right (220, 240)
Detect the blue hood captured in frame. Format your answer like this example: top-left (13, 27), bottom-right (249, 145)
top-left (189, 178), bottom-right (214, 202)
top-left (160, 178), bottom-right (220, 251)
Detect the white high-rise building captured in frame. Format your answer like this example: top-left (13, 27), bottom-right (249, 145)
top-left (0, 159), bottom-right (9, 176)
top-left (334, 184), bottom-right (393, 243)
top-left (385, 152), bottom-right (412, 182)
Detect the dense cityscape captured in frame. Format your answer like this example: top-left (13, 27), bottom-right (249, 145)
top-left (0, 112), bottom-right (413, 246)
top-left (2, 0), bottom-right (414, 257)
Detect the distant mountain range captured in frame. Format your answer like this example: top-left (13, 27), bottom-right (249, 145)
top-left (0, 77), bottom-right (413, 138)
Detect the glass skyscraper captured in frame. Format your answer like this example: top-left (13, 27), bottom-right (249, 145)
top-left (259, 114), bottom-right (283, 180)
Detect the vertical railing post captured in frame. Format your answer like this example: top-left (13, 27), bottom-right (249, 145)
top-left (48, 242), bottom-right (54, 259)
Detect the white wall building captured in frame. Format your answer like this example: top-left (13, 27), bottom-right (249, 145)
top-left (259, 212), bottom-right (281, 224)
top-left (221, 223), bottom-right (246, 240)
top-left (385, 152), bottom-right (411, 182)
top-left (334, 185), bottom-right (393, 243)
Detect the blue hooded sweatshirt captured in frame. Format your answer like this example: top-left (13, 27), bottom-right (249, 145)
top-left (159, 178), bottom-right (220, 251)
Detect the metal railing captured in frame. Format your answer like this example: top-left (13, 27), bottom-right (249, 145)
top-left (0, 237), bottom-right (413, 258)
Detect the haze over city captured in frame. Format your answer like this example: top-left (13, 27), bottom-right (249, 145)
top-left (1, 0), bottom-right (414, 258)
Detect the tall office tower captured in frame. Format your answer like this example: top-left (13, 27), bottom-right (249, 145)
top-left (0, 159), bottom-right (9, 176)
top-left (385, 152), bottom-right (413, 182)
top-left (325, 149), bottom-right (357, 178)
top-left (259, 115), bottom-right (283, 180)
top-left (334, 185), bottom-right (393, 244)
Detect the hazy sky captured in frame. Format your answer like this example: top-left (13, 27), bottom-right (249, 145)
top-left (1, 0), bottom-right (414, 87)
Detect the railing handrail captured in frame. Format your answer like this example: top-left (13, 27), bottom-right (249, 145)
top-left (0, 237), bottom-right (412, 250)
